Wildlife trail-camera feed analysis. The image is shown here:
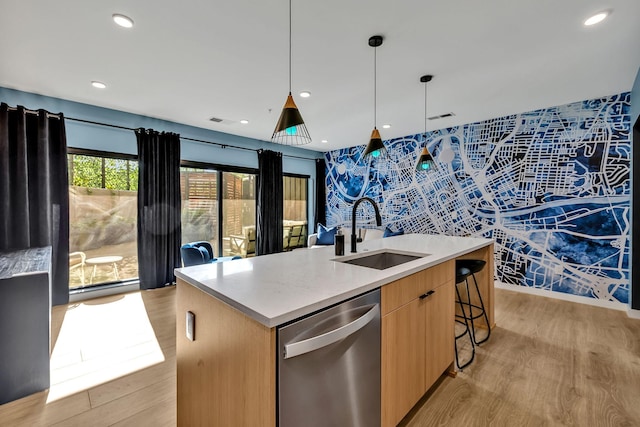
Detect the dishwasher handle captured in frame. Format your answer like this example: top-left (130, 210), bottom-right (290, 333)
top-left (284, 304), bottom-right (378, 359)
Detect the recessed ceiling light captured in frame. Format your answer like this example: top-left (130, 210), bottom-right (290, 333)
top-left (91, 81), bottom-right (107, 89)
top-left (382, 124), bottom-right (391, 129)
top-left (112, 14), bottom-right (134, 28)
top-left (584, 10), bottom-right (611, 26)
top-left (299, 91), bottom-right (311, 98)
top-left (240, 119), bottom-right (249, 124)
top-left (321, 139), bottom-right (328, 143)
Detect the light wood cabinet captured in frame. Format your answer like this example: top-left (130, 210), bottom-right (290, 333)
top-left (176, 280), bottom-right (276, 427)
top-left (381, 259), bottom-right (453, 315)
top-left (424, 281), bottom-right (454, 389)
top-left (381, 261), bottom-right (455, 427)
top-left (382, 297), bottom-right (426, 427)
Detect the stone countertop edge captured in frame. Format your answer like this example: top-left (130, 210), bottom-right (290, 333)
top-left (175, 234), bottom-right (493, 328)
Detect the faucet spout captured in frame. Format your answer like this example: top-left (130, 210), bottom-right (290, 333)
top-left (351, 197), bottom-right (382, 253)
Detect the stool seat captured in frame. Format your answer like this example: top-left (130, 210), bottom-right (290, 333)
top-left (455, 267), bottom-right (472, 284)
top-left (456, 259), bottom-right (486, 274)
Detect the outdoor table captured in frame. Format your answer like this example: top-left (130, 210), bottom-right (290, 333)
top-left (86, 255), bottom-right (123, 284)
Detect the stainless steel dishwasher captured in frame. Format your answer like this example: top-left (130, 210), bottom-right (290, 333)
top-left (277, 289), bottom-right (380, 427)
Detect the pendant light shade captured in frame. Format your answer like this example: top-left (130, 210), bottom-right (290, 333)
top-left (416, 147), bottom-right (436, 171)
top-left (416, 74), bottom-right (436, 172)
top-left (363, 35), bottom-right (386, 160)
top-left (364, 128), bottom-right (385, 158)
top-left (271, 0), bottom-right (311, 145)
top-left (272, 92), bottom-right (311, 145)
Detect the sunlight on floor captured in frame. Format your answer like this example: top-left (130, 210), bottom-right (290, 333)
top-left (47, 293), bottom-right (165, 403)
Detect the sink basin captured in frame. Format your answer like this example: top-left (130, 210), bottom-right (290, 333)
top-left (335, 250), bottom-right (429, 270)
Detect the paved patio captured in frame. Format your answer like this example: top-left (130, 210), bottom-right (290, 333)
top-left (69, 241), bottom-right (138, 288)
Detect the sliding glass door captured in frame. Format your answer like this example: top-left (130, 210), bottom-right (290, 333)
top-left (180, 164), bottom-right (257, 258)
top-left (180, 167), bottom-right (219, 254)
top-left (222, 172), bottom-right (256, 257)
top-left (68, 151), bottom-right (139, 289)
top-left (283, 175), bottom-right (308, 250)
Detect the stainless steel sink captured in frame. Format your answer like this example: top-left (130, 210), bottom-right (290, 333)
top-left (334, 250), bottom-right (429, 270)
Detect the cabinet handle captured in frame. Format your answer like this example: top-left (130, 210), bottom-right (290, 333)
top-left (419, 290), bottom-right (435, 299)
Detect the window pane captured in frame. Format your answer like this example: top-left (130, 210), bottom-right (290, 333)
top-left (283, 176), bottom-right (308, 250)
top-left (68, 154), bottom-right (138, 289)
top-left (222, 172), bottom-right (256, 257)
top-left (180, 168), bottom-right (218, 255)
top-left (69, 154), bottom-right (102, 188)
top-left (104, 158), bottom-right (138, 190)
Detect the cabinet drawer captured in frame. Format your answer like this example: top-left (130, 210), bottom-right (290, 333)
top-left (381, 260), bottom-right (454, 316)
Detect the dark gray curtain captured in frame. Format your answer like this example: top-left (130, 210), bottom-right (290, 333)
top-left (314, 158), bottom-right (326, 232)
top-left (257, 149), bottom-right (283, 255)
top-left (135, 128), bottom-right (181, 290)
top-left (0, 103), bottom-right (70, 306)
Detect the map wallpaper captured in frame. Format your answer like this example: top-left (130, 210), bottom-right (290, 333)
top-left (324, 93), bottom-right (631, 304)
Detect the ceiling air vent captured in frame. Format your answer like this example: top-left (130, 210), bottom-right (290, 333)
top-left (428, 112), bottom-right (455, 120)
top-left (209, 116), bottom-right (224, 123)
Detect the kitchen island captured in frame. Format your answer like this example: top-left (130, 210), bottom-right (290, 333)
top-left (175, 234), bottom-right (494, 426)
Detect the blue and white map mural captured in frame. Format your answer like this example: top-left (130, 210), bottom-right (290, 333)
top-left (325, 93), bottom-right (631, 304)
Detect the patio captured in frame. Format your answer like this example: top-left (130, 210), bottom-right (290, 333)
top-left (69, 241), bottom-right (139, 289)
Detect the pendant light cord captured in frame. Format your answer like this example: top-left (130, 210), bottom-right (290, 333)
top-left (373, 44), bottom-right (377, 128)
top-left (289, 0), bottom-right (292, 93)
top-left (424, 80), bottom-right (427, 141)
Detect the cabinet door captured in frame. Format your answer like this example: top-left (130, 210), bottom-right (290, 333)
top-left (381, 260), bottom-right (454, 315)
top-left (424, 281), bottom-right (455, 389)
top-left (177, 280), bottom-right (276, 427)
top-left (381, 298), bottom-right (426, 427)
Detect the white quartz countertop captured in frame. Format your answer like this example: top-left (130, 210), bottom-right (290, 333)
top-left (175, 234), bottom-right (493, 328)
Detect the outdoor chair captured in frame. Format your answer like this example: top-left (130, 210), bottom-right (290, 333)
top-left (286, 224), bottom-right (306, 250)
top-left (69, 251), bottom-right (86, 286)
top-left (229, 226), bottom-right (256, 257)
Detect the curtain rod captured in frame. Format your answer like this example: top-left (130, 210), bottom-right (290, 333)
top-left (3, 107), bottom-right (319, 161)
top-left (64, 116), bottom-right (318, 162)
top-left (3, 105), bottom-right (63, 119)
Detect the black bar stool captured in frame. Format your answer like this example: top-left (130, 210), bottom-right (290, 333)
top-left (455, 259), bottom-right (491, 345)
top-left (454, 266), bottom-right (475, 370)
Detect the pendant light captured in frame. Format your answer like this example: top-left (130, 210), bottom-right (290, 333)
top-left (416, 74), bottom-right (436, 172)
top-left (363, 35), bottom-right (386, 160)
top-left (271, 0), bottom-right (311, 145)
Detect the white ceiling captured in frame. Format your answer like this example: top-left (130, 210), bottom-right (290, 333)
top-left (1, 0), bottom-right (639, 153)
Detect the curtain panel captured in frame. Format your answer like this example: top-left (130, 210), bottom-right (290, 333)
top-left (314, 158), bottom-right (327, 232)
top-left (0, 103), bottom-right (70, 306)
top-left (135, 128), bottom-right (181, 290)
top-left (257, 149), bottom-right (283, 256)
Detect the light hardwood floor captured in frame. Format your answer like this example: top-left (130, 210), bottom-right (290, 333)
top-left (0, 288), bottom-right (176, 427)
top-left (1, 286), bottom-right (639, 426)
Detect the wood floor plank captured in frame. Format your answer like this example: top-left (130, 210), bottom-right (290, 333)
top-left (51, 376), bottom-right (175, 427)
top-left (0, 390), bottom-right (91, 427)
top-left (88, 351), bottom-right (176, 408)
top-left (110, 393), bottom-right (176, 427)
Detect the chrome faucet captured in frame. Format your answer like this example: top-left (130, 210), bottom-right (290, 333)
top-left (351, 197), bottom-right (382, 253)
